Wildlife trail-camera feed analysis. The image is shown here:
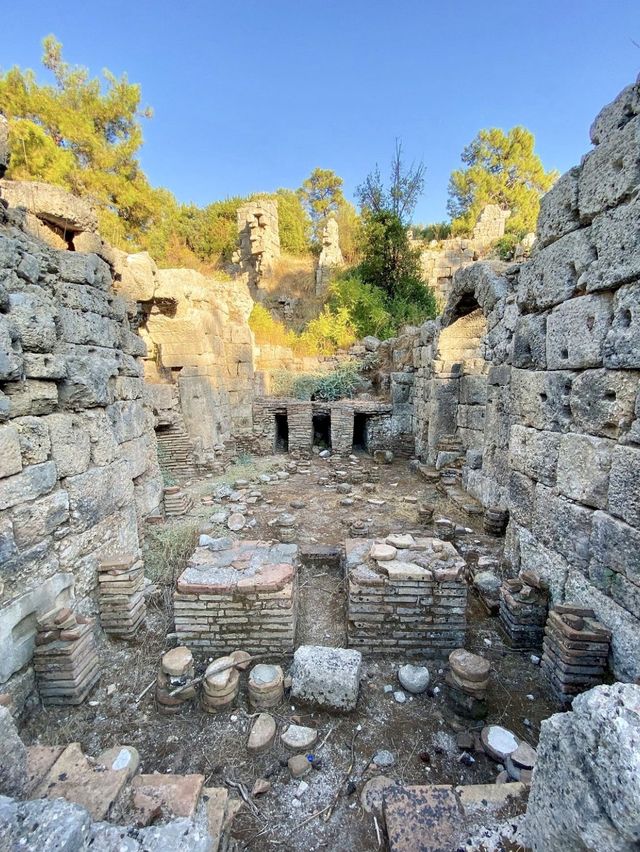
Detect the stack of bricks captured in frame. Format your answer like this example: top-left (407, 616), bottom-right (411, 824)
top-left (98, 556), bottom-right (146, 638)
top-left (34, 607), bottom-right (100, 705)
top-left (200, 652), bottom-right (248, 713)
top-left (174, 538), bottom-right (298, 655)
top-left (346, 534), bottom-right (467, 655)
top-left (499, 571), bottom-right (549, 649)
top-left (163, 486), bottom-right (193, 517)
top-left (542, 605), bottom-right (612, 707)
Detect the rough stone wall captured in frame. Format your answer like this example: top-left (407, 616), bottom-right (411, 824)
top-left (0, 201), bottom-right (162, 693)
top-left (315, 217), bottom-right (344, 295)
top-left (523, 682), bottom-right (640, 851)
top-left (115, 262), bottom-right (255, 456)
top-left (414, 204), bottom-right (512, 304)
top-left (405, 77), bottom-right (640, 681)
top-left (233, 199), bottom-right (280, 291)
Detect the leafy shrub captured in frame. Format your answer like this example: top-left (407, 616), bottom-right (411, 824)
top-left (412, 221), bottom-right (452, 242)
top-left (272, 362), bottom-right (361, 400)
top-left (493, 233), bottom-right (520, 261)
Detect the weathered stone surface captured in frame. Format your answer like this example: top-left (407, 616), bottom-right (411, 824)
top-left (570, 368), bottom-right (638, 439)
top-left (604, 281), bottom-right (640, 368)
top-left (509, 425), bottom-right (559, 486)
top-left (280, 724), bottom-right (318, 751)
top-left (398, 663), bottom-right (430, 694)
top-left (247, 713), bottom-right (276, 754)
top-left (546, 293), bottom-right (613, 370)
top-left (556, 433), bottom-right (613, 508)
top-left (536, 167), bottom-right (580, 247)
top-left (0, 179), bottom-right (98, 232)
top-left (518, 228), bottom-right (595, 310)
top-left (523, 683), bottom-right (640, 852)
top-left (290, 645), bottom-right (362, 711)
top-left (607, 444), bottom-right (640, 527)
top-left (578, 114), bottom-right (640, 220)
top-left (0, 461), bottom-right (57, 511)
top-left (0, 706), bottom-right (27, 795)
top-left (0, 424), bottom-right (22, 478)
top-left (131, 773), bottom-right (205, 825)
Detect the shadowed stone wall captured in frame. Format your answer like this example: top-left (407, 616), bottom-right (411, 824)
top-left (400, 76), bottom-right (640, 681)
top-left (0, 201), bottom-right (162, 696)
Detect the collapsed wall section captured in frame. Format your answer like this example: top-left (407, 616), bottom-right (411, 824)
top-left (0, 201), bottom-right (162, 693)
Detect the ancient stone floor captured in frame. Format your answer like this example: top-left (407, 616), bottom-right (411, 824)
top-left (19, 455), bottom-right (560, 850)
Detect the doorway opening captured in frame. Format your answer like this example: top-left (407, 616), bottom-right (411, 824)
top-left (312, 413), bottom-right (331, 449)
top-left (352, 413), bottom-right (369, 452)
top-left (274, 413), bottom-right (289, 452)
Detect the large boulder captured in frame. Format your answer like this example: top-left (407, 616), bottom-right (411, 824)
top-left (523, 682), bottom-right (640, 851)
top-left (290, 645), bottom-right (362, 712)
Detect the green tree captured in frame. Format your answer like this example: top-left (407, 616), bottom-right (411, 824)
top-left (0, 35), bottom-right (162, 247)
top-left (298, 167), bottom-right (345, 242)
top-left (447, 126), bottom-right (558, 236)
top-left (270, 189), bottom-right (310, 254)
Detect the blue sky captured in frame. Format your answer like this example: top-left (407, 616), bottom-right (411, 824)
top-left (5, 1), bottom-right (640, 223)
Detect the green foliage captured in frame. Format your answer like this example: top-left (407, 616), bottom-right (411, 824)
top-left (144, 523), bottom-right (199, 586)
top-left (334, 199), bottom-right (361, 263)
top-left (412, 221), bottom-right (452, 242)
top-left (447, 126), bottom-right (558, 236)
top-left (1, 36), bottom-right (163, 249)
top-left (493, 233), bottom-right (520, 261)
top-left (249, 303), bottom-right (357, 356)
top-left (327, 271), bottom-right (392, 338)
top-left (269, 189), bottom-right (310, 254)
top-left (272, 362), bottom-right (361, 401)
top-left (298, 167), bottom-right (345, 242)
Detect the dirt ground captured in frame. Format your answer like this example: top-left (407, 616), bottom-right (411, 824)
top-left (19, 454), bottom-right (558, 851)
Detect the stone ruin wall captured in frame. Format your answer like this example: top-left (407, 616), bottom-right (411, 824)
top-left (414, 203), bottom-right (513, 305)
top-left (0, 201), bottom-right (162, 702)
top-left (397, 77), bottom-right (640, 682)
top-left (233, 198), bottom-right (280, 292)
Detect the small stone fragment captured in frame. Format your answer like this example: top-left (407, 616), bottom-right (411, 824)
top-left (398, 664), bottom-right (430, 694)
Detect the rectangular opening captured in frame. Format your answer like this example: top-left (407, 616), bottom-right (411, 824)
top-left (353, 413), bottom-right (369, 452)
top-left (274, 413), bottom-right (289, 452)
top-left (312, 412), bottom-right (331, 449)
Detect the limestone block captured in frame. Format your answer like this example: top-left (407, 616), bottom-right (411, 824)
top-left (456, 404), bottom-right (485, 431)
top-left (0, 707), bottom-right (27, 795)
top-left (608, 444), bottom-right (640, 527)
top-left (508, 424), bottom-right (559, 485)
top-left (583, 196), bottom-right (640, 292)
top-left (546, 293), bottom-right (613, 369)
top-left (57, 307), bottom-right (121, 349)
top-left (590, 511), bottom-right (640, 590)
top-left (0, 516), bottom-right (17, 564)
top-left (570, 368), bottom-right (637, 439)
top-left (120, 329), bottom-right (147, 357)
top-left (510, 368), bottom-right (575, 432)
top-left (44, 413), bottom-right (91, 478)
top-left (117, 433), bottom-right (154, 480)
top-left (610, 572), bottom-right (640, 617)
top-left (113, 376), bottom-right (145, 400)
top-left (4, 380), bottom-right (58, 418)
top-left (58, 252), bottom-right (111, 289)
top-left (556, 433), bottom-right (613, 509)
top-left (64, 459), bottom-right (134, 532)
top-left (578, 115), bottom-right (640, 220)
top-left (0, 425), bottom-right (22, 478)
top-left (518, 228), bottom-right (595, 311)
top-left (53, 279), bottom-right (126, 321)
top-left (7, 291), bottom-right (57, 353)
top-left (508, 471), bottom-right (536, 526)
top-left (13, 416), bottom-right (51, 465)
top-left (117, 251), bottom-right (157, 302)
top-left (56, 345), bottom-right (119, 410)
top-left (22, 353), bottom-right (66, 380)
top-left (536, 167), bottom-right (580, 247)
top-left (290, 645), bottom-right (362, 711)
top-left (533, 483), bottom-right (593, 568)
top-left (511, 314), bottom-right (546, 369)
top-left (11, 489), bottom-right (70, 549)
top-left (0, 461), bottom-right (57, 511)
top-left (0, 571), bottom-right (74, 683)
top-left (590, 77), bottom-right (640, 144)
top-left (459, 374), bottom-right (487, 405)
top-left (133, 468), bottom-right (163, 518)
top-left (523, 683), bottom-right (640, 851)
top-left (604, 282), bottom-right (640, 368)
top-left (0, 179), bottom-right (98, 232)
top-left (107, 399), bottom-right (150, 444)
